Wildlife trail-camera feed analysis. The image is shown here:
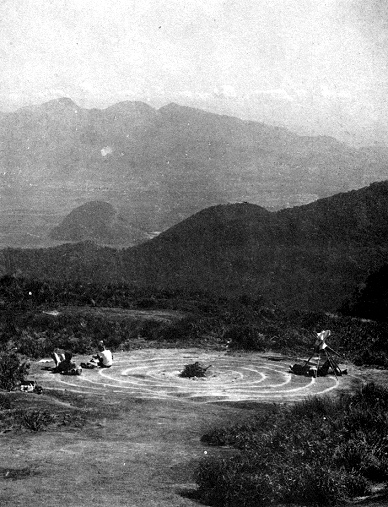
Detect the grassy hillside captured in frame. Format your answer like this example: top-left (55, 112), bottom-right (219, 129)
top-left (121, 181), bottom-right (388, 310)
top-left (1, 274), bottom-right (388, 506)
top-left (196, 384), bottom-right (388, 506)
top-left (2, 181), bottom-right (388, 312)
top-left (1, 276), bottom-right (388, 368)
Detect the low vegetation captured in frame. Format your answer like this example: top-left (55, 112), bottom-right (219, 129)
top-left (1, 275), bottom-right (388, 505)
top-left (340, 263), bottom-right (388, 322)
top-left (0, 350), bottom-right (85, 433)
top-left (0, 402), bottom-right (86, 433)
top-left (196, 382), bottom-right (388, 506)
top-left (0, 351), bottom-right (30, 391)
top-left (1, 275), bottom-right (388, 368)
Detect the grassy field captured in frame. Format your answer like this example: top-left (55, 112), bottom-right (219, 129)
top-left (1, 276), bottom-right (388, 505)
top-left (0, 353), bottom-right (388, 507)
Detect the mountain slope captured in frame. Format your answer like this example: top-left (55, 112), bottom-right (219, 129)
top-left (4, 181), bottom-right (388, 312)
top-left (119, 181), bottom-right (388, 310)
top-left (2, 98), bottom-right (388, 249)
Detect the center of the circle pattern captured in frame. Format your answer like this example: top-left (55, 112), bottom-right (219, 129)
top-left (43, 350), bottom-right (346, 403)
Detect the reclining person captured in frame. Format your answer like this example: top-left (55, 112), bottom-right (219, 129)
top-left (51, 350), bottom-right (82, 375)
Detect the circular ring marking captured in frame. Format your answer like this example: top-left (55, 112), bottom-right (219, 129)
top-left (42, 350), bottom-right (346, 403)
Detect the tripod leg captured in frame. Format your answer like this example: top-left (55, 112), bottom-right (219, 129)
top-left (303, 355), bottom-right (315, 367)
top-left (331, 356), bottom-right (342, 377)
top-left (326, 345), bottom-right (342, 359)
top-left (326, 351), bottom-right (338, 380)
top-left (329, 349), bottom-right (342, 374)
top-left (316, 353), bottom-right (321, 378)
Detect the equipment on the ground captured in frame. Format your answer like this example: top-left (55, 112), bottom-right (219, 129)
top-left (290, 330), bottom-right (347, 378)
top-left (20, 380), bottom-right (43, 394)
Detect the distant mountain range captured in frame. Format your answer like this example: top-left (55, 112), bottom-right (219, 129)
top-left (3, 181), bottom-right (388, 312)
top-left (1, 98), bottom-right (388, 248)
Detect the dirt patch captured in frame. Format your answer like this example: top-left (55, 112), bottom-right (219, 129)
top-left (42, 306), bottom-right (187, 323)
top-left (0, 467), bottom-right (39, 481)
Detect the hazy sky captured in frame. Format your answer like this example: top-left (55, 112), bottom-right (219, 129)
top-left (1, 0), bottom-right (388, 144)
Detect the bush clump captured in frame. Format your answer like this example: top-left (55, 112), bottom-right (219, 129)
top-left (196, 383), bottom-right (388, 506)
top-left (225, 325), bottom-right (267, 351)
top-left (0, 352), bottom-right (30, 391)
top-left (0, 392), bottom-right (12, 409)
top-left (18, 409), bottom-right (55, 431)
top-left (180, 362), bottom-right (211, 378)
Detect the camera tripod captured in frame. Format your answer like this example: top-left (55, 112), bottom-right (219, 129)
top-left (303, 330), bottom-right (344, 379)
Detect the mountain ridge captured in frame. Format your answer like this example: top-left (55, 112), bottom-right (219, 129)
top-left (1, 97), bottom-right (388, 249)
top-left (3, 181), bottom-right (388, 312)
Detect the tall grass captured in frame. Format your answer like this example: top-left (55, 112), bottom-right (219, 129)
top-left (196, 383), bottom-right (388, 506)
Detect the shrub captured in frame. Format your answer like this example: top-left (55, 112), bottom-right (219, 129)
top-left (201, 407), bottom-right (280, 449)
top-left (16, 330), bottom-right (51, 359)
top-left (0, 352), bottom-right (30, 391)
top-left (180, 362), bottom-right (211, 378)
top-left (18, 409), bottom-right (55, 431)
top-left (353, 349), bottom-right (388, 367)
top-left (158, 317), bottom-right (204, 342)
top-left (334, 438), bottom-right (388, 481)
top-left (225, 325), bottom-right (267, 351)
top-left (345, 472), bottom-right (371, 497)
top-left (0, 392), bottom-right (11, 409)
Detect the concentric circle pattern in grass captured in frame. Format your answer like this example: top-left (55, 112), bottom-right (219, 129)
top-left (41, 349), bottom-right (354, 403)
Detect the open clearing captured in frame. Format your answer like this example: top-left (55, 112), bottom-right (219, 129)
top-left (38, 349), bottom-right (358, 403)
top-left (1, 349), bottom-right (385, 507)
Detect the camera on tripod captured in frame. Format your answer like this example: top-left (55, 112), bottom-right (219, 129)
top-left (290, 330), bottom-right (347, 378)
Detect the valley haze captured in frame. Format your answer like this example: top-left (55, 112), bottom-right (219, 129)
top-left (1, 98), bottom-right (388, 250)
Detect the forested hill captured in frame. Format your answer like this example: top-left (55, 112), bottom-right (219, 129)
top-left (49, 201), bottom-right (142, 245)
top-left (2, 181), bottom-right (388, 312)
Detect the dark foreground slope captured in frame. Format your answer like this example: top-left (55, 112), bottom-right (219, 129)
top-left (2, 181), bottom-right (388, 312)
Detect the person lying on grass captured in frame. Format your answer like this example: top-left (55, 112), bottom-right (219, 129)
top-left (51, 350), bottom-right (82, 375)
top-left (81, 343), bottom-right (113, 369)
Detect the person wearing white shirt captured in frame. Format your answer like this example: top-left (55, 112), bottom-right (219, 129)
top-left (97, 344), bottom-right (113, 368)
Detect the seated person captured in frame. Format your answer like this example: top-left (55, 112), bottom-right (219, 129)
top-left (81, 343), bottom-right (113, 369)
top-left (51, 348), bottom-right (66, 366)
top-left (51, 350), bottom-right (82, 375)
top-left (96, 343), bottom-right (113, 368)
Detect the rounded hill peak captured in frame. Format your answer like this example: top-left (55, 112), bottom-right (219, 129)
top-left (43, 97), bottom-right (80, 110)
top-left (157, 202), bottom-right (272, 246)
top-left (49, 201), bottom-right (137, 245)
